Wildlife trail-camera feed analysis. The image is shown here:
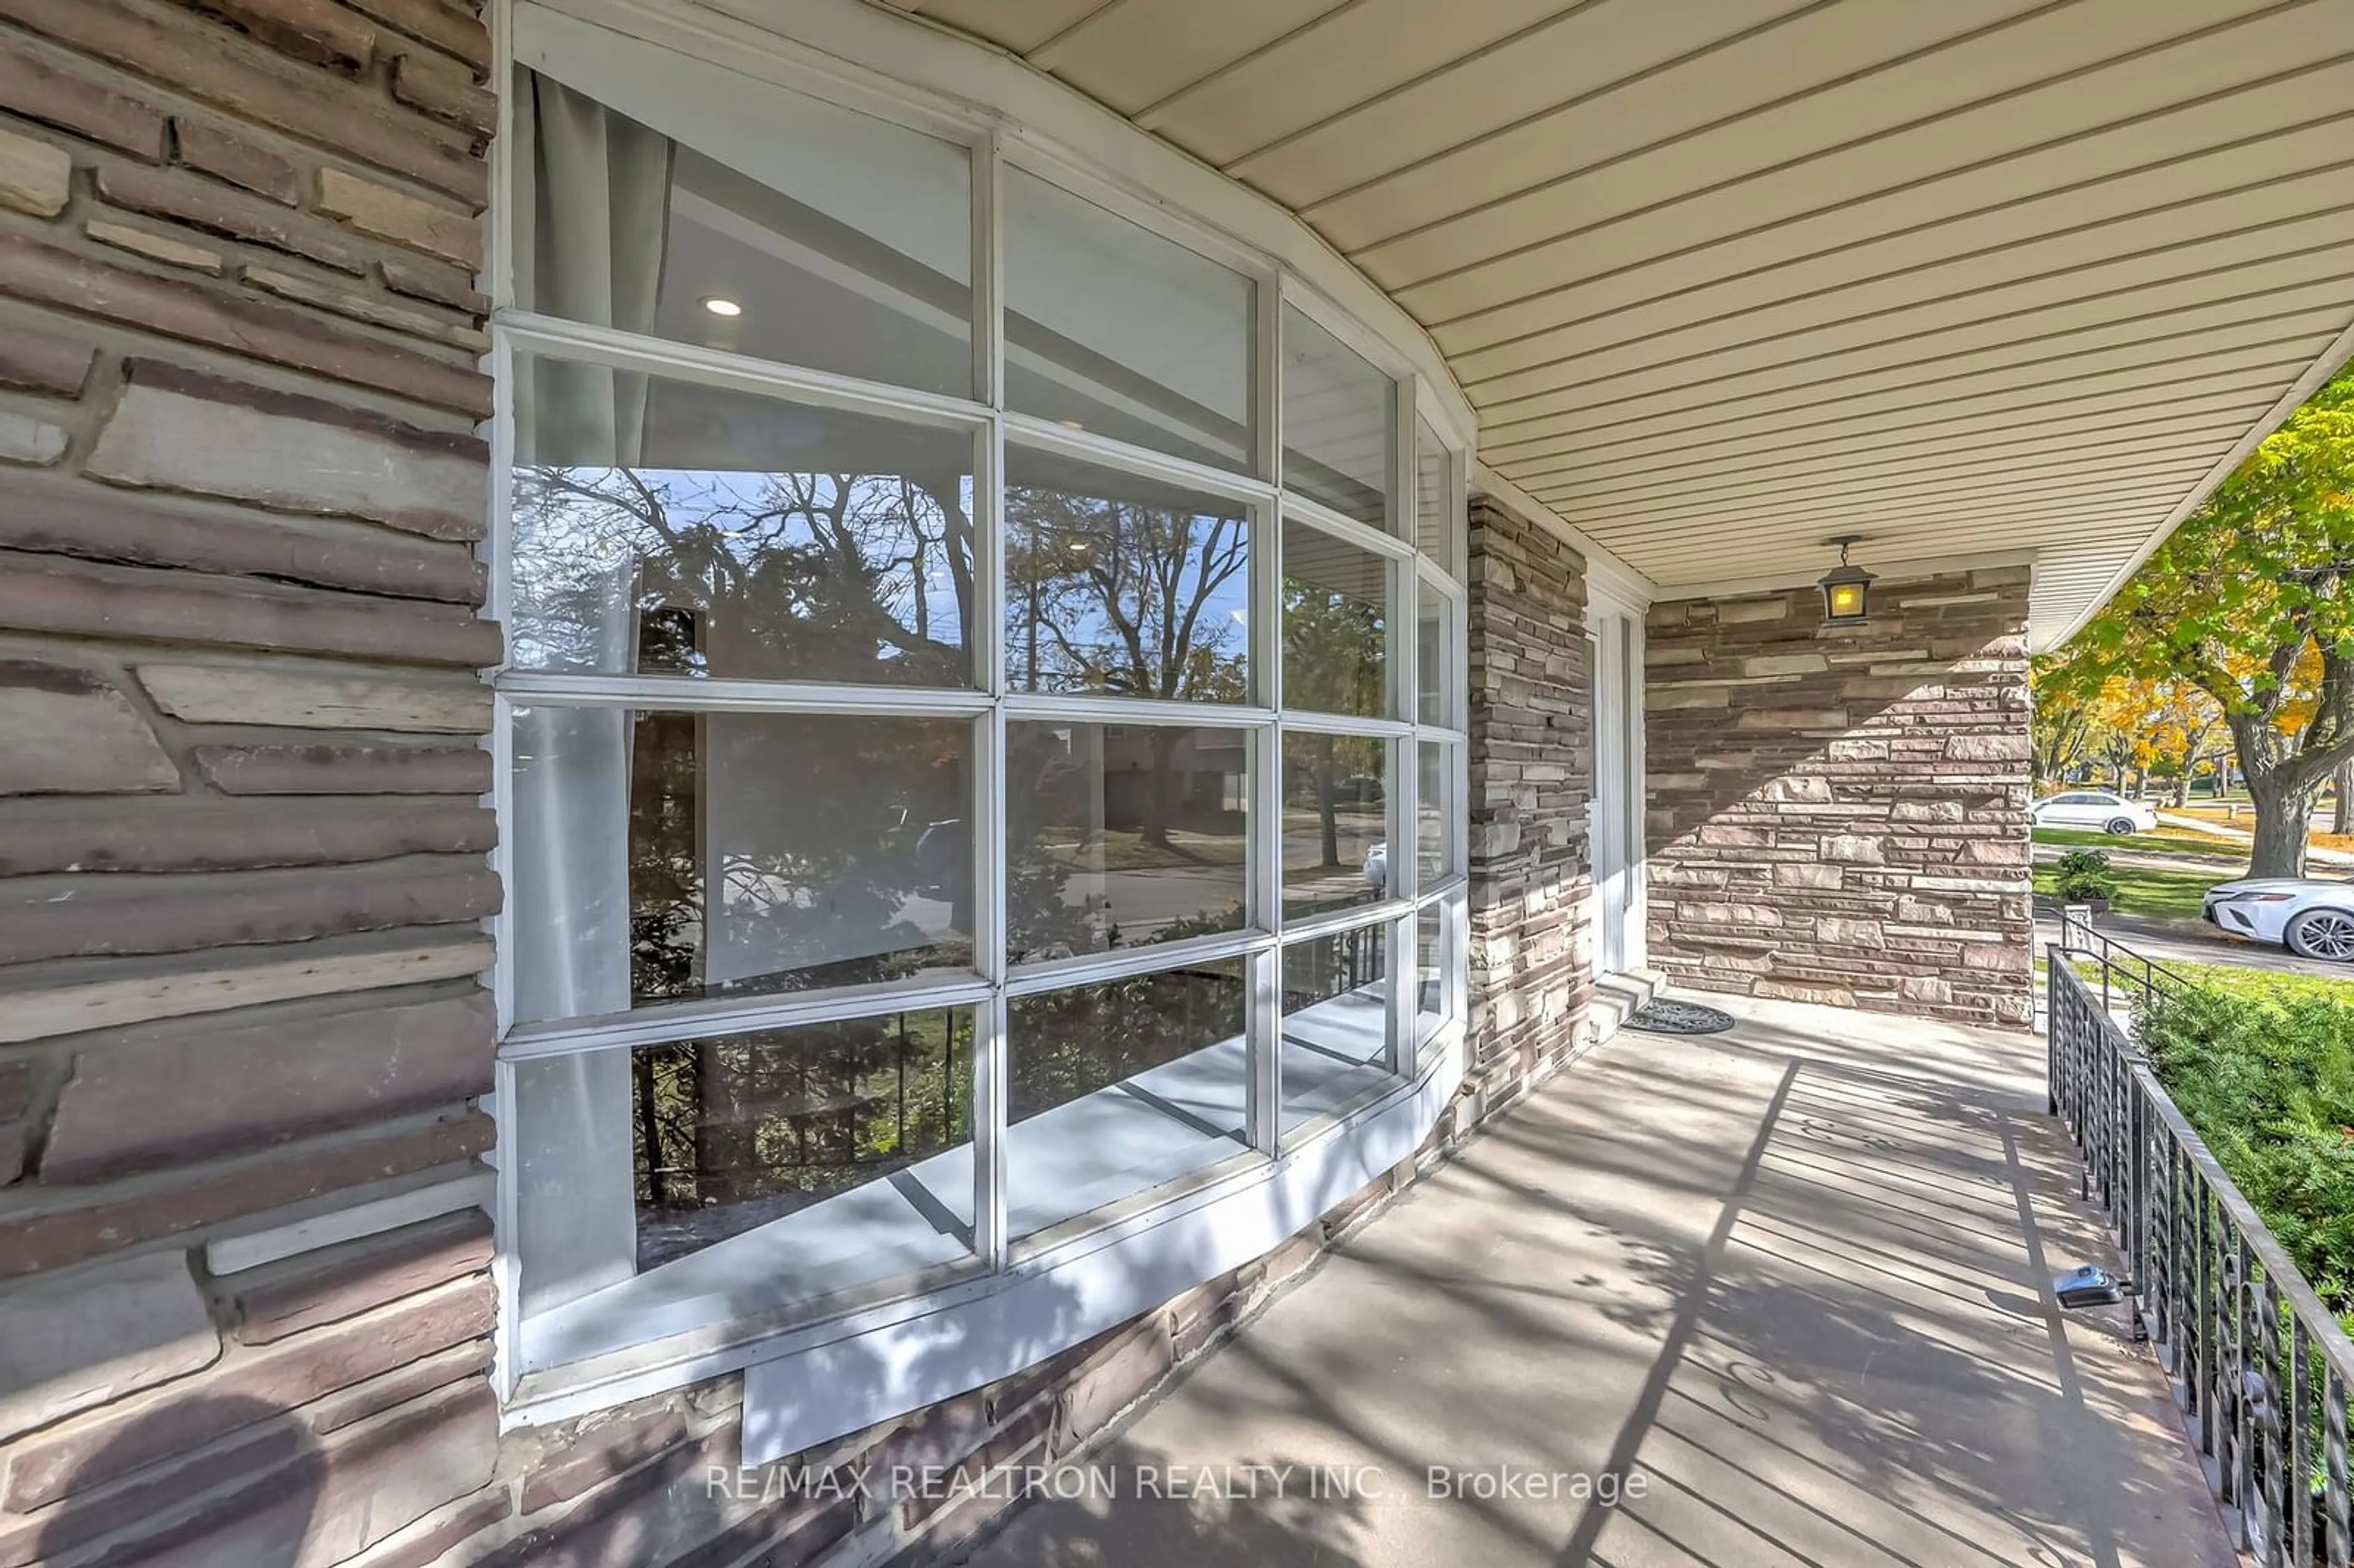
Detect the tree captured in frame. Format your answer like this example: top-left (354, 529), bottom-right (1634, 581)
top-left (2030, 652), bottom-right (2098, 785)
top-left (1281, 580), bottom-right (1385, 868)
top-left (1007, 484), bottom-right (1247, 848)
top-left (2142, 679), bottom-right (2229, 807)
top-left (514, 459), bottom-right (979, 1256)
top-left (2032, 652), bottom-right (2176, 794)
top-left (2072, 365), bottom-right (2354, 877)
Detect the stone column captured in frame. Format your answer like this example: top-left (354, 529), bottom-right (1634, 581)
top-left (1642, 567), bottom-right (2034, 1027)
top-left (1465, 493), bottom-right (1596, 1095)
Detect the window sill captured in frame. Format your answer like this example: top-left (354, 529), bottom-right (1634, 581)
top-left (499, 1014), bottom-right (1466, 1444)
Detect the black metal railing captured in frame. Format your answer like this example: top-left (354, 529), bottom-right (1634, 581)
top-left (2048, 951), bottom-right (2354, 1563)
top-left (2054, 904), bottom-right (2198, 1013)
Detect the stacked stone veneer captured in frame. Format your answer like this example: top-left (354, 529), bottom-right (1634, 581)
top-left (0, 0), bottom-right (510, 1563)
top-left (1466, 494), bottom-right (1595, 1095)
top-left (0, 10), bottom-right (1602, 1562)
top-left (1643, 566), bottom-right (2035, 1027)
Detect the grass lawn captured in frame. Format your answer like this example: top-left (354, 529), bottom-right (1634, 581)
top-left (2032, 859), bottom-right (2221, 921)
top-left (2169, 802), bottom-right (2354, 857)
top-left (2042, 953), bottom-right (2354, 1009)
top-left (2032, 826), bottom-right (2244, 860)
top-left (2155, 958), bottom-right (2354, 1008)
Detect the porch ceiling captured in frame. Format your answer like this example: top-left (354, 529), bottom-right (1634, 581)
top-left (870, 0), bottom-right (2354, 646)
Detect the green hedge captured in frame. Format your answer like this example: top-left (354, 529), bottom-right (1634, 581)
top-left (2140, 985), bottom-right (2354, 1314)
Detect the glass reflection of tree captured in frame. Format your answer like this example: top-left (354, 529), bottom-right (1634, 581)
top-left (515, 464), bottom-right (972, 683)
top-left (1005, 726), bottom-right (1107, 964)
top-left (1008, 962), bottom-right (1246, 1135)
top-left (516, 460), bottom-right (981, 1264)
top-left (628, 706), bottom-right (974, 1261)
top-left (1008, 486), bottom-right (1246, 848)
top-left (1284, 580), bottom-right (1386, 867)
top-left (625, 706), bottom-right (969, 1257)
top-left (633, 1010), bottom-right (976, 1270)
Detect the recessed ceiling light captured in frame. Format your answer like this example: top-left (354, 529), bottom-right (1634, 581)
top-left (1058, 419), bottom-right (1085, 430)
top-left (701, 296), bottom-right (743, 318)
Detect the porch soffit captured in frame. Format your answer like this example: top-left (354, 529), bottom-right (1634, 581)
top-left (862, 0), bottom-right (2354, 647)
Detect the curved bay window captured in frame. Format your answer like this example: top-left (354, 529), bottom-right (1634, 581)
top-left (494, 9), bottom-right (1469, 1404)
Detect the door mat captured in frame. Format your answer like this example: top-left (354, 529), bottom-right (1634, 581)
top-left (1625, 999), bottom-right (1737, 1035)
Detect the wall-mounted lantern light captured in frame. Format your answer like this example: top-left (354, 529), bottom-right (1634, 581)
top-left (1817, 534), bottom-right (1875, 625)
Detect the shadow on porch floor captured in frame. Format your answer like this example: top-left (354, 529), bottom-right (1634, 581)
top-left (952, 992), bottom-right (2235, 1568)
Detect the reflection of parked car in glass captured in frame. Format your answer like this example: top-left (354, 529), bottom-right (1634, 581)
top-left (1337, 775), bottom-right (1384, 807)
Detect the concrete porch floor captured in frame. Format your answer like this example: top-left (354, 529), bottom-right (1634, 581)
top-left (955, 993), bottom-right (2236, 1568)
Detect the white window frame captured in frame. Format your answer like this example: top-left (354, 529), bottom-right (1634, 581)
top-left (481, 0), bottom-right (1478, 1448)
top-left (1585, 584), bottom-right (1650, 976)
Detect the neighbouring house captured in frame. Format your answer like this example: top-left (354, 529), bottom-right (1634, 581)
top-left (0, 2), bottom-right (2348, 1564)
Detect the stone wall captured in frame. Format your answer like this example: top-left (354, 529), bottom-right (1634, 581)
top-left (1466, 493), bottom-right (1595, 1098)
top-left (1643, 566), bottom-right (2035, 1027)
top-left (0, 0), bottom-right (511, 1562)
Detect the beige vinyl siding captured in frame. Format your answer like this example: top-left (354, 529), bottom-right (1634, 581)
top-left (879, 0), bottom-right (2354, 642)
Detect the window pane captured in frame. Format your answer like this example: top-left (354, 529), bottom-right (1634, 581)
top-left (1007, 722), bottom-right (1249, 964)
top-left (1416, 586), bottom-right (1457, 728)
top-left (1416, 903), bottom-right (1445, 1043)
top-left (1418, 740), bottom-right (1452, 887)
top-left (512, 1009), bottom-right (975, 1307)
top-left (1415, 416), bottom-right (1459, 575)
top-left (1005, 445), bottom-right (1251, 702)
top-left (1282, 733), bottom-right (1387, 920)
top-left (651, 1013), bottom-right (972, 1269)
top-left (511, 354), bottom-right (975, 687)
top-left (1283, 518), bottom-right (1388, 719)
top-left (1006, 959), bottom-right (1249, 1238)
top-left (510, 707), bottom-right (972, 1024)
top-left (1280, 926), bottom-right (1391, 1128)
top-left (1282, 305), bottom-right (1392, 530)
top-left (518, 67), bottom-right (972, 398)
top-left (1005, 167), bottom-right (1251, 472)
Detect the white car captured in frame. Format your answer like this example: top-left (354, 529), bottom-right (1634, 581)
top-left (2204, 879), bottom-right (2354, 961)
top-left (1363, 841), bottom-right (1388, 891)
top-left (2030, 790), bottom-right (2158, 835)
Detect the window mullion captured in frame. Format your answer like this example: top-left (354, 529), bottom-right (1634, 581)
top-left (1255, 266), bottom-right (1282, 490)
top-left (1282, 710), bottom-right (1412, 739)
top-left (1003, 416), bottom-right (1275, 509)
top-left (1387, 911), bottom-right (1415, 1076)
top-left (486, 330), bottom-right (519, 1038)
top-left (497, 973), bottom-right (997, 1059)
top-left (1283, 494), bottom-right (1417, 562)
top-left (971, 129), bottom-right (1011, 1271)
top-left (1388, 728), bottom-right (1414, 1073)
top-left (1247, 945), bottom-right (1279, 1156)
top-left (1247, 715), bottom-right (1281, 1157)
top-left (975, 991), bottom-right (1009, 1270)
top-left (499, 674), bottom-right (994, 717)
top-left (1002, 693), bottom-right (1273, 728)
top-left (975, 132), bottom-right (1010, 1265)
top-left (496, 311), bottom-right (991, 432)
top-left (1249, 261), bottom-right (1283, 1147)
top-left (1279, 899), bottom-right (1414, 945)
top-left (1385, 547), bottom-right (1407, 726)
top-left (975, 125), bottom-right (1005, 409)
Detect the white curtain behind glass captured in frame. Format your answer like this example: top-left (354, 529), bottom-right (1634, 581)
top-left (511, 71), bottom-right (674, 1313)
